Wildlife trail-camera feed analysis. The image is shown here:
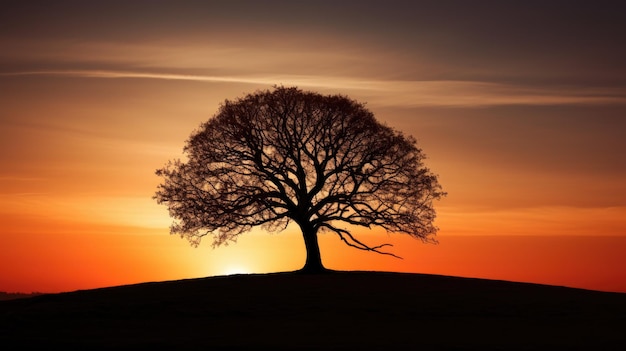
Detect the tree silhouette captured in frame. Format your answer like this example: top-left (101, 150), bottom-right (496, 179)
top-left (155, 87), bottom-right (445, 273)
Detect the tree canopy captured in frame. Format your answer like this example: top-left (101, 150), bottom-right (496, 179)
top-left (155, 86), bottom-right (445, 272)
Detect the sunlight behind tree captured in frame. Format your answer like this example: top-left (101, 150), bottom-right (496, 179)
top-left (155, 86), bottom-right (445, 272)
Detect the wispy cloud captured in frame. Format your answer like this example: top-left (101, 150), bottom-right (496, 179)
top-left (4, 70), bottom-right (626, 107)
top-left (1, 70), bottom-right (275, 84)
top-left (439, 205), bottom-right (626, 236)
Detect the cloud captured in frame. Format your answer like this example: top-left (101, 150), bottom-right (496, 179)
top-left (439, 205), bottom-right (626, 236)
top-left (4, 70), bottom-right (626, 107)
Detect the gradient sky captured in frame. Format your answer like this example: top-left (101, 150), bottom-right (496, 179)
top-left (1, 1), bottom-right (625, 293)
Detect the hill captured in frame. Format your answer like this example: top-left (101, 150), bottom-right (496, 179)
top-left (0, 292), bottom-right (45, 301)
top-left (1, 271), bottom-right (625, 350)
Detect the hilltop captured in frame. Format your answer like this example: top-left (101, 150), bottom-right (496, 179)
top-left (1, 271), bottom-right (625, 350)
top-left (0, 292), bottom-right (45, 301)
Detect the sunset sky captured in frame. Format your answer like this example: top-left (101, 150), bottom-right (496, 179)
top-left (1, 1), bottom-right (625, 293)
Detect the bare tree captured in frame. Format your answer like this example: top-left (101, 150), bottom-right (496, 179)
top-left (155, 86), bottom-right (445, 273)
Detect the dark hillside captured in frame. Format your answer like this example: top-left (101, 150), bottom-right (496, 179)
top-left (0, 292), bottom-right (44, 301)
top-left (1, 271), bottom-right (624, 350)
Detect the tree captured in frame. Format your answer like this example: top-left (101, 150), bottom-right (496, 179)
top-left (155, 86), bottom-right (445, 273)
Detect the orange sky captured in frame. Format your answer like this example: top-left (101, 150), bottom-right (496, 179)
top-left (1, 1), bottom-right (625, 293)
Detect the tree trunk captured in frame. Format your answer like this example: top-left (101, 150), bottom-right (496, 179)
top-left (299, 222), bottom-right (327, 274)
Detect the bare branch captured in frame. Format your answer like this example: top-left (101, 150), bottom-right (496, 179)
top-left (318, 223), bottom-right (402, 259)
top-left (155, 86), bottom-right (445, 267)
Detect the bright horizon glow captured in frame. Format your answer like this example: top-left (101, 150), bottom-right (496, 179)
top-left (220, 266), bottom-right (251, 276)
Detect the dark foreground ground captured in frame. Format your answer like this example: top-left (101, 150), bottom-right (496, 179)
top-left (1, 271), bottom-right (625, 350)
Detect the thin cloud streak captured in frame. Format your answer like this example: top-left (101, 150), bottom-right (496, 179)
top-left (439, 205), bottom-right (626, 236)
top-left (4, 70), bottom-right (625, 107)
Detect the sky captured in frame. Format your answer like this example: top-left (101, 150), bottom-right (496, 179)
top-left (1, 0), bottom-right (625, 293)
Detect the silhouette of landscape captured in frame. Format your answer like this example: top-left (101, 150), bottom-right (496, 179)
top-left (0, 292), bottom-right (44, 301)
top-left (1, 271), bottom-right (624, 350)
top-left (2, 3), bottom-right (626, 350)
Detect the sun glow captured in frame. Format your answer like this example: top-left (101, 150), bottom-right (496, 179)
top-left (221, 266), bottom-right (250, 276)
